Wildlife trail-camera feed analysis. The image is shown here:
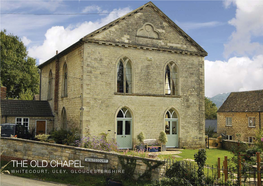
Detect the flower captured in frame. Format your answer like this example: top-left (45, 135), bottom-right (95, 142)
top-left (261, 137), bottom-right (263, 142)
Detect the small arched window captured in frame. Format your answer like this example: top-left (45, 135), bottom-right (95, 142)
top-left (61, 107), bottom-right (67, 130)
top-left (165, 109), bottom-right (178, 135)
top-left (62, 63), bottom-right (68, 97)
top-left (47, 70), bottom-right (52, 100)
top-left (117, 57), bottom-right (132, 93)
top-left (165, 62), bottom-right (178, 95)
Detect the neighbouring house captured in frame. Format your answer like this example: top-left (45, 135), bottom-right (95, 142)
top-left (1, 99), bottom-right (54, 135)
top-left (217, 90), bottom-right (263, 142)
top-left (38, 2), bottom-right (207, 149)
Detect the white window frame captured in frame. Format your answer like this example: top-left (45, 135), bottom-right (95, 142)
top-left (226, 117), bottom-right (232, 126)
top-left (248, 137), bottom-right (255, 143)
top-left (15, 117), bottom-right (29, 129)
top-left (227, 135), bottom-right (233, 140)
top-left (248, 117), bottom-right (256, 128)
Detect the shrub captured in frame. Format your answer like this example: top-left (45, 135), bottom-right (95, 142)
top-left (76, 135), bottom-right (118, 152)
top-left (35, 134), bottom-right (50, 142)
top-left (194, 149), bottom-right (207, 185)
top-left (50, 129), bottom-right (78, 145)
top-left (137, 132), bottom-right (145, 144)
top-left (158, 131), bottom-right (168, 144)
top-left (165, 161), bottom-right (197, 185)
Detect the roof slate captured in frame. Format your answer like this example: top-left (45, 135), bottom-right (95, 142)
top-left (218, 90), bottom-right (263, 112)
top-left (1, 100), bottom-right (54, 117)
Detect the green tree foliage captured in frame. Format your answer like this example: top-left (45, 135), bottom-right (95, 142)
top-left (0, 30), bottom-right (39, 99)
top-left (19, 89), bottom-right (34, 100)
top-left (205, 97), bottom-right (218, 119)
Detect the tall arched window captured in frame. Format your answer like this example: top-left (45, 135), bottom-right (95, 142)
top-left (117, 57), bottom-right (132, 93)
top-left (116, 107), bottom-right (132, 149)
top-left (62, 63), bottom-right (68, 97)
top-left (61, 107), bottom-right (67, 130)
top-left (47, 70), bottom-right (52, 100)
top-left (165, 62), bottom-right (178, 95)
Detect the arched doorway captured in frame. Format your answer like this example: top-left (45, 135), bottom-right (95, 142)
top-left (116, 107), bottom-right (132, 149)
top-left (165, 108), bottom-right (178, 147)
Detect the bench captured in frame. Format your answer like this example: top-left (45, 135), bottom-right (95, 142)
top-left (143, 139), bottom-right (162, 152)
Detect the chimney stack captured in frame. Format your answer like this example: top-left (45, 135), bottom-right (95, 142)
top-left (0, 86), bottom-right (6, 99)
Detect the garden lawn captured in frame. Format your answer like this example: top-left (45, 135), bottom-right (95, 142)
top-left (158, 148), bottom-right (234, 167)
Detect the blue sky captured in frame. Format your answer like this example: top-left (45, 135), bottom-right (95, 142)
top-left (1, 0), bottom-right (263, 97)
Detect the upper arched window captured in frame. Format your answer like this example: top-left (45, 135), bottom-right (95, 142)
top-left (61, 107), bottom-right (67, 130)
top-left (117, 57), bottom-right (132, 93)
top-left (62, 63), bottom-right (68, 97)
top-left (47, 70), bottom-right (53, 100)
top-left (165, 62), bottom-right (178, 95)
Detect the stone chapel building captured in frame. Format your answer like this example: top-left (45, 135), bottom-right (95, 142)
top-left (38, 2), bottom-right (207, 149)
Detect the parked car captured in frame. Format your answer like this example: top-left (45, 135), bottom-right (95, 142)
top-left (1, 123), bottom-right (17, 137)
top-left (1, 123), bottom-right (31, 139)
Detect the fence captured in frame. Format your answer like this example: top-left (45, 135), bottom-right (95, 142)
top-left (163, 152), bottom-right (263, 186)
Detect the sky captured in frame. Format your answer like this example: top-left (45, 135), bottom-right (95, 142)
top-left (1, 0), bottom-right (263, 98)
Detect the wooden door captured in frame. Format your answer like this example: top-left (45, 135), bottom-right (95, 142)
top-left (36, 121), bottom-right (46, 135)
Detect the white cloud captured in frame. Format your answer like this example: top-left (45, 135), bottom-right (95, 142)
top-left (0, 15), bottom-right (63, 36)
top-left (82, 5), bottom-right (108, 14)
top-left (21, 36), bottom-right (31, 46)
top-left (176, 21), bottom-right (224, 31)
top-left (224, 0), bottom-right (263, 57)
top-left (28, 7), bottom-right (132, 64)
top-left (1, 0), bottom-right (64, 12)
top-left (205, 55), bottom-right (263, 97)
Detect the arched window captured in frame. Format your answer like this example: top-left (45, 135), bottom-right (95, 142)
top-left (117, 57), bottom-right (132, 93)
top-left (61, 107), bottom-right (67, 130)
top-left (62, 63), bottom-right (68, 97)
top-left (47, 70), bottom-right (52, 100)
top-left (165, 62), bottom-right (178, 95)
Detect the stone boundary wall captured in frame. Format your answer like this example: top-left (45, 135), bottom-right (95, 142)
top-left (222, 140), bottom-right (254, 151)
top-left (0, 137), bottom-right (165, 180)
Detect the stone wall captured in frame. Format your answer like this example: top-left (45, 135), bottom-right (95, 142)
top-left (217, 112), bottom-right (262, 142)
top-left (0, 137), bottom-right (166, 180)
top-left (82, 42), bottom-right (205, 148)
top-left (222, 140), bottom-right (253, 151)
top-left (40, 46), bottom-right (83, 132)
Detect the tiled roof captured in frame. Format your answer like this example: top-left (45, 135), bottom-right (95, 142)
top-left (1, 100), bottom-right (54, 117)
top-left (218, 90), bottom-right (263, 112)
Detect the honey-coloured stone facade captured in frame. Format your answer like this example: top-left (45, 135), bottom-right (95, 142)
top-left (39, 2), bottom-right (207, 149)
top-left (217, 112), bottom-right (263, 142)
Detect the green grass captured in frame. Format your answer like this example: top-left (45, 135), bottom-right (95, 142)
top-left (158, 148), bottom-right (234, 167)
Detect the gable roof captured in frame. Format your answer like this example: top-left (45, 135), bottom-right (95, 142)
top-left (39, 1), bottom-right (207, 69)
top-left (218, 90), bottom-right (263, 112)
top-left (1, 100), bottom-right (54, 117)
top-left (83, 1), bottom-right (207, 55)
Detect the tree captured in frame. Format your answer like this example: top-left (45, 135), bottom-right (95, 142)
top-left (205, 97), bottom-right (217, 119)
top-left (0, 30), bottom-right (39, 99)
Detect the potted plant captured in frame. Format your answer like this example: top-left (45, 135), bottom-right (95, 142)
top-left (159, 131), bottom-right (168, 151)
top-left (137, 132), bottom-right (145, 151)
